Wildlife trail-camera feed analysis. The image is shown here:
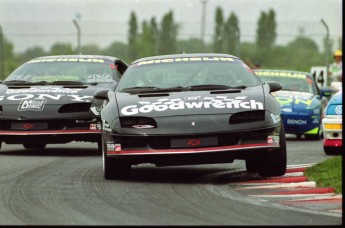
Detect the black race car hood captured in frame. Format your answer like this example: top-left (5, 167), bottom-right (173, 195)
top-left (116, 86), bottom-right (265, 117)
top-left (0, 84), bottom-right (113, 118)
top-left (0, 84), bottom-right (110, 105)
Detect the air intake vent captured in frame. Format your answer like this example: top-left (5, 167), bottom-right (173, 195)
top-left (120, 116), bottom-right (157, 128)
top-left (59, 103), bottom-right (91, 113)
top-left (229, 110), bottom-right (265, 124)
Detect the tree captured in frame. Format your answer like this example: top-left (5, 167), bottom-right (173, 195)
top-left (150, 17), bottom-right (159, 55)
top-left (138, 18), bottom-right (157, 58)
top-left (284, 36), bottom-right (323, 71)
top-left (158, 11), bottom-right (178, 55)
top-left (177, 38), bottom-right (213, 53)
top-left (102, 41), bottom-right (128, 62)
top-left (266, 9), bottom-right (277, 47)
top-left (256, 9), bottom-right (276, 49)
top-left (49, 42), bottom-right (74, 55)
top-left (128, 11), bottom-right (139, 61)
top-left (81, 44), bottom-right (102, 55)
top-left (19, 46), bottom-right (46, 62)
top-left (224, 12), bottom-right (240, 55)
top-left (214, 7), bottom-right (224, 53)
top-left (0, 35), bottom-right (19, 79)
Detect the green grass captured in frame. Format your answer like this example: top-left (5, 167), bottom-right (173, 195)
top-left (304, 156), bottom-right (342, 193)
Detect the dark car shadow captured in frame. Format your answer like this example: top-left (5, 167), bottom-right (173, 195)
top-left (0, 146), bottom-right (100, 157)
top-left (105, 164), bottom-right (241, 185)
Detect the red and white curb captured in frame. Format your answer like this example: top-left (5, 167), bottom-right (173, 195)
top-left (229, 164), bottom-right (342, 216)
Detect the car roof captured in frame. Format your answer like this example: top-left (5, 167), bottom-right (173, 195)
top-left (132, 53), bottom-right (239, 64)
top-left (31, 55), bottom-right (122, 62)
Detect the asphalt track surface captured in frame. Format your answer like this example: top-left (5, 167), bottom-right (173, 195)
top-left (0, 135), bottom-right (342, 225)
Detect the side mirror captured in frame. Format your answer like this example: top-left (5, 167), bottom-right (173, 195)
top-left (320, 88), bottom-right (333, 98)
top-left (266, 81), bottom-right (282, 93)
top-left (94, 90), bottom-right (109, 99)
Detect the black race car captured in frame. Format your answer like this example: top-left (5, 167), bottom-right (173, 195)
top-left (95, 53), bottom-right (286, 179)
top-left (0, 55), bottom-right (128, 152)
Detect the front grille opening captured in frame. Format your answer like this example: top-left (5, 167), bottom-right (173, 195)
top-left (148, 133), bottom-right (240, 149)
top-left (59, 103), bottom-right (91, 113)
top-left (229, 110), bottom-right (265, 124)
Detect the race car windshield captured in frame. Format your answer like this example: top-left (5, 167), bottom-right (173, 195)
top-left (258, 74), bottom-right (317, 94)
top-left (117, 59), bottom-right (260, 92)
top-left (4, 60), bottom-right (121, 85)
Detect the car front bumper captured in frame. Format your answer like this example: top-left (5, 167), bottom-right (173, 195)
top-left (102, 125), bottom-right (283, 166)
top-left (322, 115), bottom-right (342, 148)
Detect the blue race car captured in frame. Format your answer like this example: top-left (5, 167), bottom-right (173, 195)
top-left (254, 69), bottom-right (329, 140)
top-left (322, 82), bottom-right (342, 155)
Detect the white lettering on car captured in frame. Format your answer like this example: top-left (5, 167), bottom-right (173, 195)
top-left (287, 119), bottom-right (307, 125)
top-left (120, 96), bottom-right (264, 116)
top-left (4, 94), bottom-right (92, 102)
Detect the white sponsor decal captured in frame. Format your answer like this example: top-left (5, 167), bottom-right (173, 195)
top-left (0, 87), bottom-right (92, 102)
top-left (0, 94), bottom-right (92, 102)
top-left (281, 108), bottom-right (292, 113)
top-left (121, 96), bottom-right (264, 116)
top-left (90, 123), bottom-right (102, 130)
top-left (18, 99), bottom-right (46, 111)
top-left (267, 135), bottom-right (280, 143)
top-left (287, 119), bottom-right (307, 125)
top-left (335, 105), bottom-right (342, 115)
top-left (6, 87), bottom-right (82, 94)
top-left (312, 118), bottom-right (320, 124)
top-left (106, 143), bottom-right (121, 153)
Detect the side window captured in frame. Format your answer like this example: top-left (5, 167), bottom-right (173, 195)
top-left (115, 60), bottom-right (128, 77)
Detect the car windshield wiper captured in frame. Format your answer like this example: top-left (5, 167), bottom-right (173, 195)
top-left (121, 86), bottom-right (186, 94)
top-left (189, 84), bottom-right (247, 90)
top-left (187, 84), bottom-right (232, 91)
top-left (3, 80), bottom-right (31, 85)
top-left (51, 81), bottom-right (84, 85)
top-left (231, 85), bottom-right (247, 89)
top-left (120, 86), bottom-right (160, 92)
top-left (3, 80), bottom-right (54, 85)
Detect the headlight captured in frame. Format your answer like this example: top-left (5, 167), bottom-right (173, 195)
top-left (120, 116), bottom-right (157, 128)
top-left (324, 124), bottom-right (342, 130)
top-left (90, 100), bottom-right (108, 116)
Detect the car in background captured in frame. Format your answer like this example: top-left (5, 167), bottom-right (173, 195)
top-left (0, 55), bottom-right (128, 152)
top-left (95, 53), bottom-right (286, 180)
top-left (254, 69), bottom-right (328, 140)
top-left (322, 82), bottom-right (342, 155)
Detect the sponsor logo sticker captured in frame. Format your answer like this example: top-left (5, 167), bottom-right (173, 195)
top-left (267, 135), bottom-right (280, 143)
top-left (335, 105), bottom-right (342, 115)
top-left (18, 99), bottom-right (46, 111)
top-left (106, 143), bottom-right (122, 154)
top-left (287, 119), bottom-right (307, 125)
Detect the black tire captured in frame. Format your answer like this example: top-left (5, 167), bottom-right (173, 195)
top-left (258, 124), bottom-right (287, 177)
top-left (23, 143), bottom-right (46, 150)
top-left (324, 146), bottom-right (341, 155)
top-left (102, 137), bottom-right (131, 180)
top-left (245, 158), bottom-right (260, 173)
top-left (304, 133), bottom-right (320, 140)
top-left (97, 139), bottom-right (102, 155)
